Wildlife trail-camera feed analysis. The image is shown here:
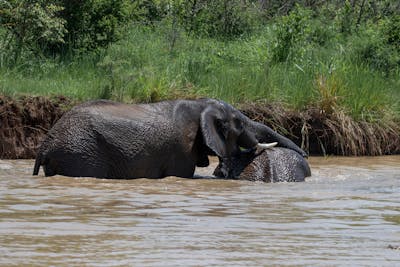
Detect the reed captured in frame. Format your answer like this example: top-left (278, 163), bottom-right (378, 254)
top-left (241, 103), bottom-right (400, 156)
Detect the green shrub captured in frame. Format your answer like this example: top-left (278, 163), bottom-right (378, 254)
top-left (0, 0), bottom-right (66, 65)
top-left (270, 5), bottom-right (313, 63)
top-left (351, 20), bottom-right (400, 75)
top-left (56, 0), bottom-right (130, 53)
top-left (382, 15), bottom-right (400, 52)
top-left (179, 0), bottom-right (254, 38)
top-left (0, 0), bottom-right (131, 61)
top-left (132, 0), bottom-right (169, 23)
top-left (269, 5), bottom-right (337, 64)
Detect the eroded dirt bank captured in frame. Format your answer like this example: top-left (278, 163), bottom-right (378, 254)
top-left (0, 96), bottom-right (72, 158)
top-left (1, 96), bottom-right (399, 159)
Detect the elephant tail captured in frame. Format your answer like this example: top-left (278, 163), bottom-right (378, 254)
top-left (33, 152), bottom-right (43, 175)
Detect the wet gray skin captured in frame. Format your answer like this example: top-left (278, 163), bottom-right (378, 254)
top-left (33, 98), bottom-right (306, 179)
top-left (213, 147), bottom-right (311, 182)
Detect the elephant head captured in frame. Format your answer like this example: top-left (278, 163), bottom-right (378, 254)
top-left (213, 146), bottom-right (311, 182)
top-left (199, 100), bottom-right (257, 174)
top-left (194, 99), bottom-right (306, 178)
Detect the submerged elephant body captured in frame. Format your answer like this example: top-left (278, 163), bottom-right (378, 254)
top-left (33, 98), bottom-right (306, 179)
top-left (214, 147), bottom-right (311, 182)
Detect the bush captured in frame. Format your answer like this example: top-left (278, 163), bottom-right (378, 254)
top-left (55, 0), bottom-right (130, 53)
top-left (270, 5), bottom-right (314, 63)
top-left (351, 19), bottom-right (400, 75)
top-left (179, 0), bottom-right (254, 38)
top-left (0, 0), bottom-right (66, 65)
top-left (131, 0), bottom-right (169, 23)
top-left (0, 0), bottom-right (131, 61)
top-left (382, 15), bottom-right (400, 52)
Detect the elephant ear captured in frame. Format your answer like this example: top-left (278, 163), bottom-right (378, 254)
top-left (200, 106), bottom-right (228, 158)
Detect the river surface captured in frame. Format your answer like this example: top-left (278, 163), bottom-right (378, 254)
top-left (0, 156), bottom-right (399, 266)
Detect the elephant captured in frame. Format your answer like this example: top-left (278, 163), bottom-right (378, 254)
top-left (33, 98), bottom-right (306, 179)
top-left (213, 146), bottom-right (311, 182)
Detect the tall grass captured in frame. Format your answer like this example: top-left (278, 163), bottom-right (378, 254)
top-left (0, 23), bottom-right (399, 122)
top-left (0, 56), bottom-right (104, 99)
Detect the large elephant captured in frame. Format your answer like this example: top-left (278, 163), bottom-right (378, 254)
top-left (33, 98), bottom-right (306, 179)
top-left (213, 147), bottom-right (311, 182)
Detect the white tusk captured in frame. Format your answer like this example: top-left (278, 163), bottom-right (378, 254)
top-left (257, 142), bottom-right (278, 149)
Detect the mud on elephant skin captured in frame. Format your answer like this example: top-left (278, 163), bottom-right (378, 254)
top-left (213, 147), bottom-right (311, 182)
top-left (33, 98), bottom-right (306, 179)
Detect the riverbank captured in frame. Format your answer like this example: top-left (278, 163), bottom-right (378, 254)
top-left (0, 96), bottom-right (72, 159)
top-left (1, 96), bottom-right (399, 159)
top-left (241, 103), bottom-right (400, 156)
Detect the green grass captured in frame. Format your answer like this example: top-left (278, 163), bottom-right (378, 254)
top-left (1, 23), bottom-right (399, 122)
top-left (0, 56), bottom-right (104, 99)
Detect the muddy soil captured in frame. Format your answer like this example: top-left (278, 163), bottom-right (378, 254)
top-left (0, 96), bottom-right (72, 159)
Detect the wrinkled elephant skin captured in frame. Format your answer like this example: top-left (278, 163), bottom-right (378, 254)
top-left (214, 147), bottom-right (311, 182)
top-left (33, 99), bottom-right (306, 179)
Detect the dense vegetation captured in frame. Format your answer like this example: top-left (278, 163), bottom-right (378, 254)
top-left (1, 0), bottom-right (399, 124)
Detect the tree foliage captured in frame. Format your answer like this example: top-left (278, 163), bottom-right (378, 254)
top-left (56, 0), bottom-right (129, 53)
top-left (178, 0), bottom-right (254, 38)
top-left (0, 0), bottom-right (130, 63)
top-left (0, 0), bottom-right (66, 64)
top-left (0, 0), bottom-right (399, 72)
top-left (270, 5), bottom-right (314, 63)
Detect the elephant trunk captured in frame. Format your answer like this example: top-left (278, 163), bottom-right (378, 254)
top-left (245, 118), bottom-right (308, 158)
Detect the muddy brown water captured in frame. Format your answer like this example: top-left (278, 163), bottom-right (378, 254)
top-left (0, 157), bottom-right (399, 266)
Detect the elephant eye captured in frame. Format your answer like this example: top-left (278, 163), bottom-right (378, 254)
top-left (215, 118), bottom-right (224, 126)
top-left (233, 118), bottom-right (243, 131)
top-left (215, 118), bottom-right (228, 134)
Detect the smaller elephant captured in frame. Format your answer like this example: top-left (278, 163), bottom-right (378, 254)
top-left (213, 146), bottom-right (311, 182)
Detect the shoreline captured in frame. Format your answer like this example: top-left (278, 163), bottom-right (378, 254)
top-left (1, 95), bottom-right (399, 159)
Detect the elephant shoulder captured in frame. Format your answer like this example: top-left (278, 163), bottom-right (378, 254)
top-left (172, 100), bottom-right (212, 166)
top-left (172, 100), bottom-right (203, 136)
